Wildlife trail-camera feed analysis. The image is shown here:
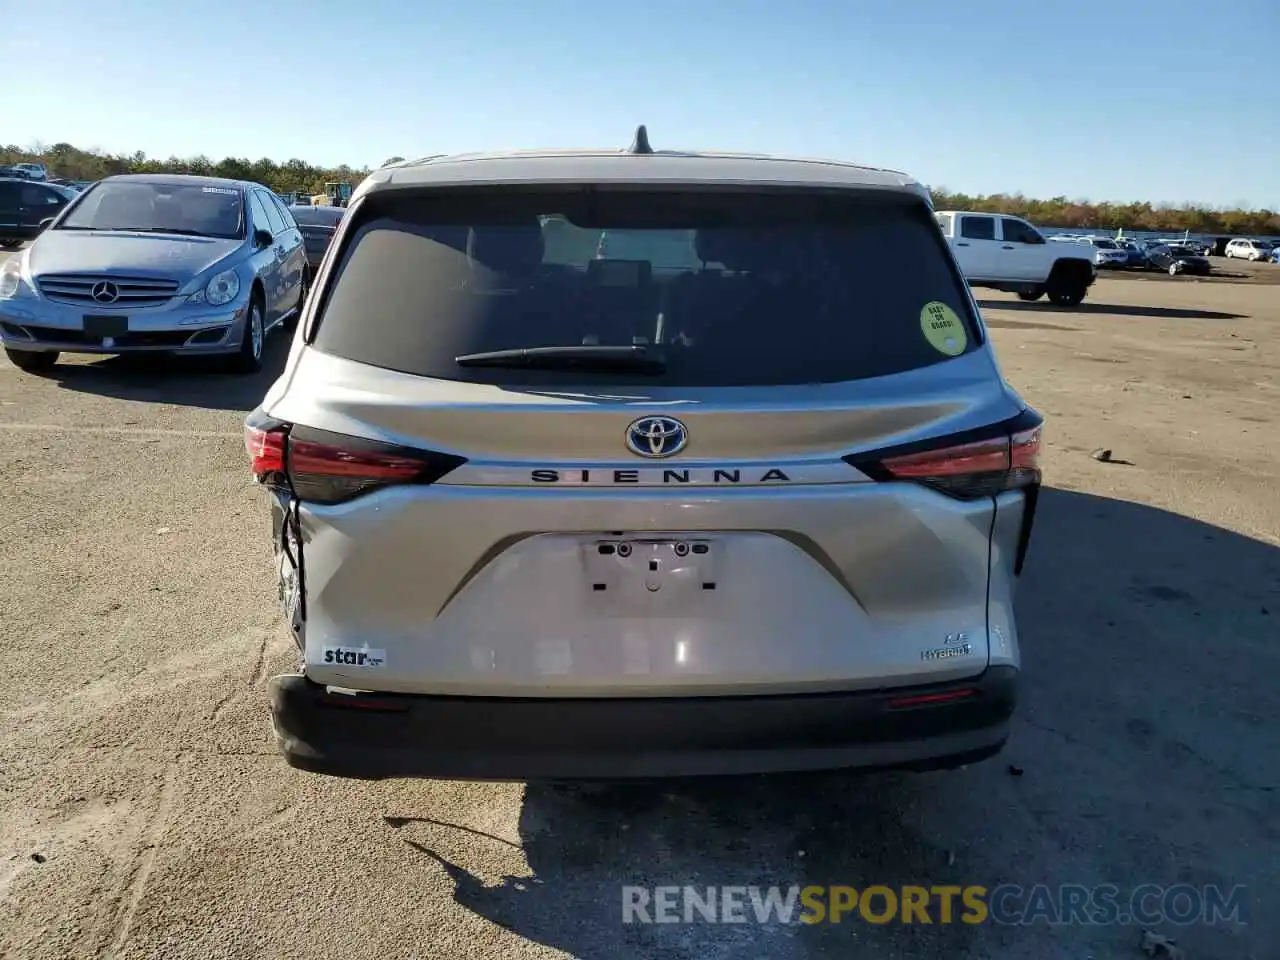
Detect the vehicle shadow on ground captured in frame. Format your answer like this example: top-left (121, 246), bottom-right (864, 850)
top-left (36, 332), bottom-right (291, 412)
top-left (1119, 268), bottom-right (1257, 281)
top-left (386, 489), bottom-right (1279, 958)
top-left (976, 299), bottom-right (1245, 321)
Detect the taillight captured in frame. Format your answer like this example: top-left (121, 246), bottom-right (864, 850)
top-left (1007, 426), bottom-right (1041, 488)
top-left (287, 432), bottom-right (451, 504)
top-left (243, 412), bottom-right (466, 505)
top-left (245, 419), bottom-right (286, 476)
top-left (848, 417), bottom-right (1042, 501)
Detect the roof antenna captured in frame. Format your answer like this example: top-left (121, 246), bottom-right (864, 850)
top-left (629, 124), bottom-right (653, 154)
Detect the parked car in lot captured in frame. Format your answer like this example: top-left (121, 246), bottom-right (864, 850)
top-left (1081, 237), bottom-right (1131, 270)
top-left (1224, 238), bottom-right (1274, 261)
top-left (1115, 239), bottom-right (1149, 269)
top-left (248, 131), bottom-right (1042, 781)
top-left (1206, 237), bottom-right (1232, 257)
top-left (287, 203), bottom-right (345, 272)
top-left (0, 177), bottom-right (77, 249)
top-left (0, 174), bottom-right (307, 374)
top-left (1153, 236), bottom-right (1208, 256)
top-left (934, 210), bottom-right (1095, 304)
top-left (1146, 243), bottom-right (1211, 276)
top-left (3, 162), bottom-right (49, 181)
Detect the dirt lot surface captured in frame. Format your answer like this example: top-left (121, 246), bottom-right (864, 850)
top-left (0, 264), bottom-right (1277, 959)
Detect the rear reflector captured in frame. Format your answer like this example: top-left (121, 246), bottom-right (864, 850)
top-left (243, 411), bottom-right (467, 505)
top-left (848, 415), bottom-right (1043, 501)
top-left (888, 688), bottom-right (976, 709)
top-left (317, 690), bottom-right (410, 712)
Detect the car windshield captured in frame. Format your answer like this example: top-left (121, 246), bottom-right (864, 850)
top-left (313, 187), bottom-right (979, 388)
top-left (57, 181), bottom-right (245, 239)
top-left (1094, 239), bottom-right (1117, 248)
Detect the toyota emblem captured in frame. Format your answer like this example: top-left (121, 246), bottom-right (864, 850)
top-left (625, 416), bottom-right (689, 458)
top-left (90, 281), bottom-right (120, 304)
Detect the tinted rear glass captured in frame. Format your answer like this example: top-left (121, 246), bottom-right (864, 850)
top-left (312, 187), bottom-right (979, 387)
top-left (290, 205), bottom-right (344, 227)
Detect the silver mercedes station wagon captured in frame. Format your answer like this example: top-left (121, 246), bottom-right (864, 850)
top-left (1, 174), bottom-right (306, 374)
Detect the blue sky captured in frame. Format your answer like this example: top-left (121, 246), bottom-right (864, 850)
top-left (5, 0), bottom-right (1277, 208)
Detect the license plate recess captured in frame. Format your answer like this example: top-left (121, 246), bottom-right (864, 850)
top-left (583, 537), bottom-right (718, 600)
top-left (83, 315), bottom-right (129, 338)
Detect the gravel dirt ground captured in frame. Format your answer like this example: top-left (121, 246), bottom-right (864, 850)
top-left (0, 256), bottom-right (1277, 960)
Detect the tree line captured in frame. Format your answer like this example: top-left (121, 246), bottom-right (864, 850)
top-left (929, 189), bottom-right (1280, 237)
top-left (1, 142), bottom-right (392, 200)
top-left (5, 142), bottom-right (1278, 236)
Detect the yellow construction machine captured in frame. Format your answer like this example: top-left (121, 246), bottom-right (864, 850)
top-left (310, 181), bottom-right (353, 208)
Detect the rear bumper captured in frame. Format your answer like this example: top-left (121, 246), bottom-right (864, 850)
top-left (269, 665), bottom-right (1018, 781)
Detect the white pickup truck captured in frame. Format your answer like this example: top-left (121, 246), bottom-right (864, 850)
top-left (934, 210), bottom-right (1096, 306)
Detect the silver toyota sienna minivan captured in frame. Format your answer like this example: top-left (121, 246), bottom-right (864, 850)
top-left (247, 131), bottom-right (1043, 781)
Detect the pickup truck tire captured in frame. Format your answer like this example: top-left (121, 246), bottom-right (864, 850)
top-left (1047, 284), bottom-right (1087, 307)
top-left (1045, 261), bottom-right (1091, 307)
top-left (1018, 287), bottom-right (1045, 302)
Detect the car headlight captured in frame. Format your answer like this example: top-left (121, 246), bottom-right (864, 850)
top-left (204, 269), bottom-right (241, 307)
top-left (189, 269), bottom-right (241, 307)
top-left (0, 259), bottom-right (22, 300)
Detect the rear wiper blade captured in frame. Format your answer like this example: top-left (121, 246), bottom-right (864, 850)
top-left (455, 344), bottom-right (667, 373)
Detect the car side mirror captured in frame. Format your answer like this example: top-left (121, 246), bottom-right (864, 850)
top-left (38, 217), bottom-right (56, 230)
top-left (254, 229), bottom-right (273, 249)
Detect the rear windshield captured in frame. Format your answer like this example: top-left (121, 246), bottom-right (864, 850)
top-left (311, 187), bottom-right (979, 387)
top-left (290, 205), bottom-right (344, 227)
